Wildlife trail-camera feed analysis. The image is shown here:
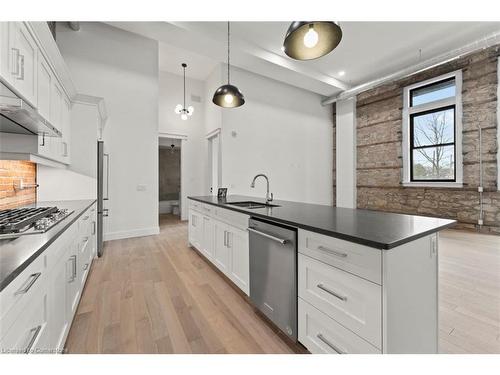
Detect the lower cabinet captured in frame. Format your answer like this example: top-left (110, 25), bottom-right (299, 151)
top-left (188, 202), bottom-right (250, 296)
top-left (0, 202), bottom-right (97, 354)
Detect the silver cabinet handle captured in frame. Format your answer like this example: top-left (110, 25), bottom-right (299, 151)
top-left (92, 221), bottom-right (96, 235)
top-left (69, 255), bottom-right (77, 282)
top-left (226, 231), bottom-right (231, 248)
top-left (317, 283), bottom-right (347, 301)
top-left (40, 133), bottom-right (45, 147)
top-left (247, 227), bottom-right (287, 245)
top-left (24, 325), bottom-right (42, 354)
top-left (103, 153), bottom-right (110, 200)
top-left (318, 245), bottom-right (348, 258)
top-left (17, 54), bottom-right (25, 81)
top-left (223, 230), bottom-right (227, 247)
top-left (317, 333), bottom-right (345, 354)
top-left (63, 142), bottom-right (68, 157)
top-left (15, 272), bottom-right (41, 295)
top-left (11, 47), bottom-right (20, 76)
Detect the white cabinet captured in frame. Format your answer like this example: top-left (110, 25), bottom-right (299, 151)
top-left (213, 220), bottom-right (230, 274)
top-left (61, 96), bottom-right (71, 164)
top-left (188, 209), bottom-right (203, 250)
top-left (36, 52), bottom-right (52, 121)
top-left (201, 215), bottom-right (215, 260)
top-left (188, 201), bottom-right (250, 296)
top-left (1, 22), bottom-right (38, 106)
top-left (0, 203), bottom-right (97, 354)
top-left (227, 226), bottom-right (249, 294)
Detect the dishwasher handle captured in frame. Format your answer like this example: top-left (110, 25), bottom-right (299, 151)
top-left (248, 227), bottom-right (288, 245)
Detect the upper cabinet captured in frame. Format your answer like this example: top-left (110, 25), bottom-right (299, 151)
top-left (1, 23), bottom-right (38, 106)
top-left (0, 22), bottom-right (81, 167)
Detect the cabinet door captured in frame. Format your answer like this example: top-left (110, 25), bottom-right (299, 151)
top-left (201, 215), bottom-right (214, 260)
top-left (4, 23), bottom-right (38, 106)
top-left (188, 209), bottom-right (201, 249)
top-left (66, 240), bottom-right (80, 320)
top-left (213, 220), bottom-right (230, 274)
top-left (37, 53), bottom-right (52, 121)
top-left (61, 96), bottom-right (71, 164)
top-left (49, 81), bottom-right (64, 160)
top-left (228, 227), bottom-right (250, 295)
top-left (49, 256), bottom-right (70, 351)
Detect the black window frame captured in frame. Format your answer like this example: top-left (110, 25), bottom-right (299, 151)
top-left (409, 104), bottom-right (457, 182)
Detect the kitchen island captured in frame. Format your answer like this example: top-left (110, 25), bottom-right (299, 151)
top-left (188, 195), bottom-right (455, 354)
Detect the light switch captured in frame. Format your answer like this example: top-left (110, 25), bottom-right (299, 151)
top-left (137, 184), bottom-right (147, 191)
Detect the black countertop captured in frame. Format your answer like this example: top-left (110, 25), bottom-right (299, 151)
top-left (188, 195), bottom-right (456, 250)
top-left (0, 199), bottom-right (96, 292)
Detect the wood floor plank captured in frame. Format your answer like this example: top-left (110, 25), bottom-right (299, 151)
top-left (64, 216), bottom-right (500, 354)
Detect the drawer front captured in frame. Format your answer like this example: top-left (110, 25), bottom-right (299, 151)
top-left (298, 298), bottom-right (380, 354)
top-left (0, 254), bottom-right (45, 334)
top-left (189, 200), bottom-right (201, 211)
top-left (201, 203), bottom-right (215, 216)
top-left (215, 207), bottom-right (249, 230)
top-left (298, 229), bottom-right (382, 284)
top-left (298, 253), bottom-right (382, 348)
top-left (0, 287), bottom-right (49, 354)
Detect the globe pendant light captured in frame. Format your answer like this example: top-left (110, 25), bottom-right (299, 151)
top-left (174, 63), bottom-right (194, 120)
top-left (283, 21), bottom-right (342, 61)
top-left (212, 22), bottom-right (245, 108)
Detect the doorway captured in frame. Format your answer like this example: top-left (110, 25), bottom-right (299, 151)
top-left (159, 137), bottom-right (181, 219)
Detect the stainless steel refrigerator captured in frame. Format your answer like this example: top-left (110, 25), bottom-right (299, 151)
top-left (97, 140), bottom-right (109, 257)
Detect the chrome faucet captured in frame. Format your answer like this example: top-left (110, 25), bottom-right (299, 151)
top-left (250, 174), bottom-right (273, 203)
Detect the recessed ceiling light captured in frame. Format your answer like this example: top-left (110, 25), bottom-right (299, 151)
top-left (338, 70), bottom-right (345, 77)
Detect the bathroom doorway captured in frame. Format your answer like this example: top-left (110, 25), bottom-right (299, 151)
top-left (159, 137), bottom-right (181, 219)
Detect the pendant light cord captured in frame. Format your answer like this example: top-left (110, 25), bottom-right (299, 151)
top-left (183, 65), bottom-right (186, 109)
top-left (227, 21), bottom-right (230, 84)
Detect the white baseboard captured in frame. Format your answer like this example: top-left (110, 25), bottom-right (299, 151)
top-left (104, 226), bottom-right (160, 242)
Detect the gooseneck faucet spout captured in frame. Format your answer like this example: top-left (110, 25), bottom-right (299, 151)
top-left (250, 174), bottom-right (273, 203)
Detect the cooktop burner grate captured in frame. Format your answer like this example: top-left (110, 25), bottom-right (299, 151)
top-left (0, 207), bottom-right (58, 234)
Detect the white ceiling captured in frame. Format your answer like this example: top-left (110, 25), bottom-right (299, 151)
top-left (109, 21), bottom-right (500, 97)
top-left (158, 43), bottom-right (218, 81)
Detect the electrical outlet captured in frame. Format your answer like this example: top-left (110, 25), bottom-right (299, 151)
top-left (136, 184), bottom-right (147, 191)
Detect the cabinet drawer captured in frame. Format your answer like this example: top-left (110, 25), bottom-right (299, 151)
top-left (298, 298), bottom-right (380, 354)
top-left (0, 254), bottom-right (45, 335)
top-left (0, 286), bottom-right (49, 354)
top-left (201, 203), bottom-right (215, 216)
top-left (215, 207), bottom-right (249, 230)
top-left (298, 229), bottom-right (382, 284)
top-left (189, 200), bottom-right (201, 211)
top-left (298, 254), bottom-right (382, 348)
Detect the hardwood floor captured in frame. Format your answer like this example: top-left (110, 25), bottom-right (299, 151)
top-left (438, 230), bottom-right (500, 354)
top-left (65, 214), bottom-right (295, 353)
top-left (65, 215), bottom-right (500, 354)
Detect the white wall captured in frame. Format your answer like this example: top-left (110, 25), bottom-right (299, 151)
top-left (56, 22), bottom-right (159, 241)
top-left (37, 166), bottom-right (96, 201)
top-left (336, 98), bottom-right (357, 209)
top-left (219, 65), bottom-right (333, 205)
top-left (159, 71), bottom-right (205, 220)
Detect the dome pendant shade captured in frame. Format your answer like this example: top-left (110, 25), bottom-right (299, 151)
top-left (213, 22), bottom-right (245, 108)
top-left (283, 21), bottom-right (342, 60)
top-left (212, 84), bottom-right (245, 108)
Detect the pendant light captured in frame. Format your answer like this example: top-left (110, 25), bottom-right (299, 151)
top-left (174, 63), bottom-right (194, 120)
top-left (283, 21), bottom-right (342, 61)
top-left (212, 22), bottom-right (245, 108)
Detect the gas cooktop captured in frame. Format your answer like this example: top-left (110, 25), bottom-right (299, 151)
top-left (0, 206), bottom-right (73, 240)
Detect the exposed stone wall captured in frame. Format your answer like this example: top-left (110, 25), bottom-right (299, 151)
top-left (0, 161), bottom-right (37, 209)
top-left (332, 103), bottom-right (336, 206)
top-left (354, 45), bottom-right (500, 234)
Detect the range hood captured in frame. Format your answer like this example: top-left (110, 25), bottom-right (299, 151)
top-left (0, 81), bottom-right (61, 137)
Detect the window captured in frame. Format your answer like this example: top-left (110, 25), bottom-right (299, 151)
top-left (402, 71), bottom-right (462, 186)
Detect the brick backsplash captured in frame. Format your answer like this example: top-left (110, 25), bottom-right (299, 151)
top-left (0, 160), bottom-right (37, 210)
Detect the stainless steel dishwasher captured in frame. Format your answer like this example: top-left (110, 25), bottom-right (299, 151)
top-left (248, 217), bottom-right (297, 341)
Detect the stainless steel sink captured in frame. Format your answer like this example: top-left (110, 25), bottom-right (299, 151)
top-left (227, 201), bottom-right (280, 209)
